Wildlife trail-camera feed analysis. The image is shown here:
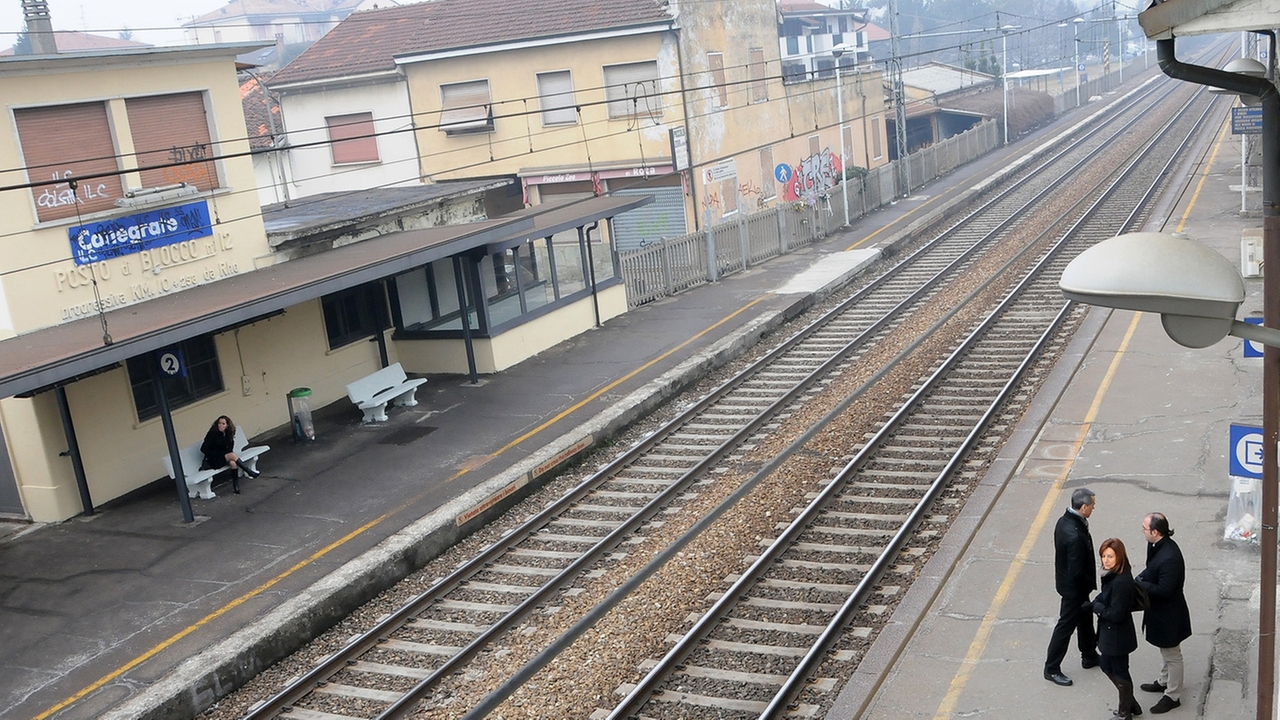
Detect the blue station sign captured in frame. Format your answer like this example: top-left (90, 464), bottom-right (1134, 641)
top-left (68, 200), bottom-right (212, 266)
top-left (1232, 106), bottom-right (1263, 135)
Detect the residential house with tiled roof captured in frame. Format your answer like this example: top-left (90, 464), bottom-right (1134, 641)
top-left (0, 30), bottom-right (150, 56)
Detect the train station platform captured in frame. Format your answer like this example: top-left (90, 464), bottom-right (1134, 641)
top-left (0, 68), bottom-right (1262, 720)
top-left (843, 110), bottom-right (1267, 716)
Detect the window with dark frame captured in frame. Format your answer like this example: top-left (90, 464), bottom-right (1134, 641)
top-left (322, 284), bottom-right (389, 350)
top-left (126, 335), bottom-right (224, 422)
top-left (326, 112), bottom-right (379, 164)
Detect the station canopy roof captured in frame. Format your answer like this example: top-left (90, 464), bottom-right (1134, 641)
top-left (0, 193), bottom-right (649, 399)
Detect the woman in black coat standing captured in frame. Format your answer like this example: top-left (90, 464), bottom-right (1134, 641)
top-left (1093, 537), bottom-right (1141, 720)
top-left (200, 415), bottom-right (259, 493)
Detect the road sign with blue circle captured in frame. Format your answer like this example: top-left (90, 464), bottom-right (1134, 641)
top-left (774, 164), bottom-right (792, 184)
top-left (1244, 317), bottom-right (1265, 358)
top-left (1230, 423), bottom-right (1264, 478)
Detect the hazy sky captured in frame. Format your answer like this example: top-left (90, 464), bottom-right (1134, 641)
top-left (0, 0), bottom-right (227, 47)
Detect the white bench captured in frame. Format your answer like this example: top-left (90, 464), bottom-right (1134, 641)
top-left (345, 362), bottom-right (427, 423)
top-left (161, 427), bottom-right (270, 499)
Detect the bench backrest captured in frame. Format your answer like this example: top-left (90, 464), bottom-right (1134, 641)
top-left (162, 442), bottom-right (206, 482)
top-left (346, 362), bottom-right (409, 403)
top-left (234, 426), bottom-right (250, 454)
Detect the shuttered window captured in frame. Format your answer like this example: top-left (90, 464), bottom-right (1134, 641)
top-left (326, 112), bottom-right (379, 164)
top-left (749, 49), bottom-right (768, 103)
top-left (536, 71), bottom-right (577, 126)
top-left (708, 52), bottom-right (727, 109)
top-left (439, 80), bottom-right (493, 135)
top-left (15, 102), bottom-right (124, 222)
top-left (603, 61), bottom-right (661, 119)
top-left (720, 177), bottom-right (738, 216)
top-left (126, 92), bottom-right (218, 192)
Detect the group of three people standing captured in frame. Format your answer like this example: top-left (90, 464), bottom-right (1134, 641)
top-left (1044, 488), bottom-right (1192, 720)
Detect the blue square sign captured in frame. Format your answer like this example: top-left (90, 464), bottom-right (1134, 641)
top-left (1230, 423), bottom-right (1264, 479)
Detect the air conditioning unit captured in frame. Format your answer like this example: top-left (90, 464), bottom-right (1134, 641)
top-left (1242, 231), bottom-right (1263, 278)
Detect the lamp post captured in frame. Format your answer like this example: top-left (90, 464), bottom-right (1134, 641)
top-left (1001, 25), bottom-right (1018, 146)
top-left (833, 43), bottom-right (851, 228)
top-left (1074, 17), bottom-right (1085, 107)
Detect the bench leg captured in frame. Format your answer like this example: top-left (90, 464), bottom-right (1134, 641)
top-left (392, 389), bottom-right (420, 408)
top-left (189, 478), bottom-right (215, 499)
top-left (361, 404), bottom-right (388, 423)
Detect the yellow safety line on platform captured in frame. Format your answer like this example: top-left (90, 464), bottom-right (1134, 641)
top-left (43, 295), bottom-right (769, 719)
top-left (931, 313), bottom-right (1140, 719)
top-left (932, 110), bottom-right (1232, 719)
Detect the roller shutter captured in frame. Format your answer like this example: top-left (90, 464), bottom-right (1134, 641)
top-left (125, 92), bottom-right (218, 191)
top-left (15, 102), bottom-right (124, 222)
top-left (610, 185), bottom-right (687, 252)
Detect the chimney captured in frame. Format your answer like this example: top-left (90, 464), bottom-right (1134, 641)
top-left (21, 0), bottom-right (56, 55)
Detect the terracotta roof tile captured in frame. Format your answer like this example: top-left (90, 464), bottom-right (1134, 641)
top-left (270, 0), bottom-right (672, 86)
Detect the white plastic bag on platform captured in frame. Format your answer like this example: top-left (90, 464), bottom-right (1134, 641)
top-left (1225, 475), bottom-right (1261, 544)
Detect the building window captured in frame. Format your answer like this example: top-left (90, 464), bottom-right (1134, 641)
top-left (326, 112), bottom-right (379, 164)
top-left (749, 48), bottom-right (768, 103)
top-left (125, 92), bottom-right (219, 192)
top-left (872, 115), bottom-right (883, 160)
top-left (760, 147), bottom-right (776, 201)
top-left (809, 134), bottom-right (821, 157)
top-left (322, 283), bottom-right (388, 350)
top-left (126, 335), bottom-right (224, 422)
top-left (708, 52), bottom-right (728, 109)
top-left (814, 57), bottom-right (836, 79)
top-left (603, 61), bottom-right (661, 119)
top-left (439, 80), bottom-right (494, 135)
top-left (15, 101), bottom-right (125, 222)
top-left (782, 61), bottom-right (806, 84)
top-left (536, 71), bottom-right (577, 126)
top-left (842, 126), bottom-right (854, 168)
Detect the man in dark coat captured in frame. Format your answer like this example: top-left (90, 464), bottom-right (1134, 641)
top-left (1044, 487), bottom-right (1099, 686)
top-left (1136, 512), bottom-right (1193, 714)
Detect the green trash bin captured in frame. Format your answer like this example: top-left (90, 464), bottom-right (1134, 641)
top-left (288, 387), bottom-right (314, 442)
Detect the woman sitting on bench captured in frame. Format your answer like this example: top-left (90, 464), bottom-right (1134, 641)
top-left (201, 415), bottom-right (260, 493)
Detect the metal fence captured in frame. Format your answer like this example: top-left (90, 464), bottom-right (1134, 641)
top-left (620, 119), bottom-right (1002, 307)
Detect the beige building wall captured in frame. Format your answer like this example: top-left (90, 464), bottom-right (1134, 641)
top-left (4, 294), bottom-right (401, 522)
top-left (405, 33), bottom-right (681, 184)
top-left (675, 0), bottom-right (887, 227)
top-left (0, 52), bottom-right (272, 338)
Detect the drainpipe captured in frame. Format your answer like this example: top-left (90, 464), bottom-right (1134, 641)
top-left (1157, 37), bottom-right (1279, 720)
top-left (583, 222), bottom-right (601, 328)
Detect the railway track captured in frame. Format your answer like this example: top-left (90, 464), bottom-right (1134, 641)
top-left (229, 46), bottom-right (1231, 720)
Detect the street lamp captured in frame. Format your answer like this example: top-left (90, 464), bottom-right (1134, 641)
top-left (1001, 25), bottom-right (1019, 146)
top-left (1073, 17), bottom-right (1085, 107)
top-left (833, 43), bottom-right (851, 228)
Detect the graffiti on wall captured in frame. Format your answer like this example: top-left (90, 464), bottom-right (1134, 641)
top-left (781, 148), bottom-right (843, 203)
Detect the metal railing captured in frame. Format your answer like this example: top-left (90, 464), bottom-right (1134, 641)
top-left (620, 119), bottom-right (1001, 307)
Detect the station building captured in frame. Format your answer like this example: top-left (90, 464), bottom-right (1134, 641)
top-left (0, 43), bottom-right (645, 523)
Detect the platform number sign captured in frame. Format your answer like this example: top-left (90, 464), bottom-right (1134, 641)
top-left (157, 349), bottom-right (186, 378)
top-left (1230, 423), bottom-right (1264, 479)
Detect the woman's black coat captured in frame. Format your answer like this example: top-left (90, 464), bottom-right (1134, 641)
top-left (1136, 536), bottom-right (1193, 647)
top-left (1093, 566), bottom-right (1138, 656)
top-left (200, 428), bottom-right (234, 470)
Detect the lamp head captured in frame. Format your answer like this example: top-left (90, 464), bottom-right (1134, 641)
top-left (1059, 232), bottom-right (1245, 348)
top-left (832, 43), bottom-right (852, 58)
